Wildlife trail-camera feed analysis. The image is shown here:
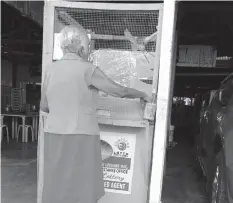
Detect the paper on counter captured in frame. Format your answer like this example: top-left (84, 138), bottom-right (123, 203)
top-left (134, 52), bottom-right (156, 81)
top-left (135, 61), bottom-right (153, 79)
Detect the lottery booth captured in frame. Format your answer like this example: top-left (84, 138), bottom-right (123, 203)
top-left (38, 1), bottom-right (177, 203)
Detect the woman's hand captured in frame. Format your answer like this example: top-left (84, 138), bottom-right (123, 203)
top-left (141, 93), bottom-right (152, 103)
top-left (140, 94), bottom-right (151, 110)
top-left (90, 67), bottom-right (153, 101)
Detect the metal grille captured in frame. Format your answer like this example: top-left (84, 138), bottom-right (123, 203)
top-left (54, 7), bottom-right (159, 51)
top-left (52, 5), bottom-right (160, 96)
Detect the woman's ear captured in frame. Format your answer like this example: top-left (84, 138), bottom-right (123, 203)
top-left (78, 46), bottom-right (84, 57)
top-left (79, 46), bottom-right (89, 61)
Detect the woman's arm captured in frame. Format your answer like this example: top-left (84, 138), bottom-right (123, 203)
top-left (87, 67), bottom-right (151, 102)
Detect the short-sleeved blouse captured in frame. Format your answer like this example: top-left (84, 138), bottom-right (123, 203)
top-left (44, 53), bottom-right (99, 135)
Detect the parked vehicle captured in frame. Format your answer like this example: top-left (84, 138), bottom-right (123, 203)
top-left (196, 73), bottom-right (233, 203)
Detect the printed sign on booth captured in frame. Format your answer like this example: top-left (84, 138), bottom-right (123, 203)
top-left (100, 132), bottom-right (136, 194)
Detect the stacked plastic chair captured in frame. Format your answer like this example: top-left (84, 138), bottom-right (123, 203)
top-left (11, 88), bottom-right (23, 112)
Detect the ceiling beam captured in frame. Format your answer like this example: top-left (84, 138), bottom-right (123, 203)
top-left (3, 1), bottom-right (44, 26)
top-left (176, 73), bottom-right (230, 77)
top-left (180, 2), bottom-right (233, 13)
top-left (11, 51), bottom-right (37, 56)
top-left (1, 39), bottom-right (42, 45)
top-left (2, 47), bottom-right (41, 57)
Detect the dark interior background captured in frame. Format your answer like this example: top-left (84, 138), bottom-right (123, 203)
top-left (1, 1), bottom-right (233, 95)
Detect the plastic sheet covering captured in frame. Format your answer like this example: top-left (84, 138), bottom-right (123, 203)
top-left (90, 49), bottom-right (137, 87)
top-left (90, 49), bottom-right (154, 97)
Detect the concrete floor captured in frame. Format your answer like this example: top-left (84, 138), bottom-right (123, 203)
top-left (1, 136), bottom-right (207, 203)
top-left (162, 141), bottom-right (208, 203)
top-left (1, 141), bottom-right (37, 203)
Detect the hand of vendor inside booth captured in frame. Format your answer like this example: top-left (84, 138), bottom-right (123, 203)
top-left (86, 66), bottom-right (151, 102)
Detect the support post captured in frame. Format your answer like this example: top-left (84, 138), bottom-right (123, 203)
top-left (149, 0), bottom-right (177, 202)
top-left (12, 62), bottom-right (17, 88)
top-left (38, 2), bottom-right (55, 203)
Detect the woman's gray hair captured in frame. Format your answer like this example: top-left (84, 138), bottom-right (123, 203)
top-left (59, 25), bottom-right (88, 54)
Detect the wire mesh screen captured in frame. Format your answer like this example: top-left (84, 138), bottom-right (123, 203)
top-left (54, 7), bottom-right (159, 51)
top-left (53, 5), bottom-right (160, 96)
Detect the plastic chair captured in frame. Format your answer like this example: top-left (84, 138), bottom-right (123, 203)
top-left (1, 125), bottom-right (10, 143)
top-left (1, 116), bottom-right (9, 143)
top-left (17, 125), bottom-right (35, 142)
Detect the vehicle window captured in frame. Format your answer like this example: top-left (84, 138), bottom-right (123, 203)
top-left (212, 91), bottom-right (219, 102)
top-left (206, 90), bottom-right (220, 110)
top-left (219, 88), bottom-right (232, 106)
top-left (209, 90), bottom-right (217, 104)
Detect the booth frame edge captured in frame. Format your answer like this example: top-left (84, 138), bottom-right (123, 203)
top-left (49, 0), bottom-right (163, 10)
top-left (148, 0), bottom-right (178, 202)
top-left (152, 5), bottom-right (163, 92)
top-left (42, 1), bottom-right (56, 84)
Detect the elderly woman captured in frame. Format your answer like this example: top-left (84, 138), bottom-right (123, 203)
top-left (40, 25), bottom-right (151, 203)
